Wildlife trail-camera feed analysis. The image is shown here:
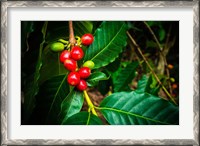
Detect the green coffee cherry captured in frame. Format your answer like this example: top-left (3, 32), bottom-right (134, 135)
top-left (170, 77), bottom-right (175, 83)
top-left (50, 42), bottom-right (65, 52)
top-left (83, 60), bottom-right (95, 69)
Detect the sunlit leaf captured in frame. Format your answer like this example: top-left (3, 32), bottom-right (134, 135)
top-left (99, 91), bottom-right (179, 125)
top-left (59, 90), bottom-right (84, 123)
top-left (84, 21), bottom-right (128, 69)
top-left (87, 71), bottom-right (108, 87)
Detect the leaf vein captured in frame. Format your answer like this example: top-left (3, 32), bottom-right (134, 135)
top-left (91, 23), bottom-right (125, 61)
top-left (98, 107), bottom-right (169, 125)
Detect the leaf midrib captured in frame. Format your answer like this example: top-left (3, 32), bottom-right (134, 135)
top-left (64, 91), bottom-right (77, 119)
top-left (90, 23), bottom-right (125, 62)
top-left (96, 106), bottom-right (170, 125)
top-left (60, 89), bottom-right (74, 124)
top-left (86, 112), bottom-right (91, 125)
top-left (88, 76), bottom-right (107, 82)
top-left (47, 75), bottom-right (67, 117)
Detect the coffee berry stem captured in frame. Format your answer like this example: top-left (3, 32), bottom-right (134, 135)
top-left (69, 21), bottom-right (76, 47)
top-left (75, 36), bottom-right (82, 46)
top-left (58, 39), bottom-right (69, 44)
top-left (83, 90), bottom-right (98, 116)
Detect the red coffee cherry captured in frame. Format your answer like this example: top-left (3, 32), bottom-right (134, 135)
top-left (70, 46), bottom-right (84, 61)
top-left (64, 58), bottom-right (77, 71)
top-left (60, 50), bottom-right (71, 63)
top-left (78, 67), bottom-right (91, 79)
top-left (81, 33), bottom-right (94, 46)
top-left (172, 84), bottom-right (178, 89)
top-left (76, 79), bottom-right (87, 91)
top-left (67, 72), bottom-right (80, 86)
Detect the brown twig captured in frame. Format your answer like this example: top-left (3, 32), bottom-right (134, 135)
top-left (164, 26), bottom-right (173, 94)
top-left (143, 21), bottom-right (169, 68)
top-left (128, 40), bottom-right (142, 67)
top-left (69, 21), bottom-right (76, 48)
top-left (143, 21), bottom-right (163, 51)
top-left (126, 31), bottom-right (177, 105)
top-left (143, 21), bottom-right (173, 94)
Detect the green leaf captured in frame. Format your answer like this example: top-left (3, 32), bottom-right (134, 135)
top-left (30, 74), bottom-right (70, 124)
top-left (136, 75), bottom-right (150, 93)
top-left (84, 21), bottom-right (128, 69)
top-left (62, 112), bottom-right (102, 125)
top-left (91, 21), bottom-right (102, 34)
top-left (99, 91), bottom-right (179, 125)
top-left (113, 62), bottom-right (139, 92)
top-left (146, 21), bottom-right (155, 27)
top-left (59, 90), bottom-right (84, 123)
top-left (38, 46), bottom-right (68, 85)
top-left (159, 28), bottom-right (166, 41)
top-left (136, 75), bottom-right (160, 96)
top-left (22, 22), bottom-right (48, 124)
top-left (87, 71), bottom-right (109, 87)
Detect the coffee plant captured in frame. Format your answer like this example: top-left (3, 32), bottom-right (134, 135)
top-left (21, 21), bottom-right (179, 125)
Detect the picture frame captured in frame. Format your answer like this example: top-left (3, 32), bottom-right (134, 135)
top-left (1, 1), bottom-right (199, 145)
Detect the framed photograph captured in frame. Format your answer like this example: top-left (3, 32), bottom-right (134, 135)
top-left (1, 1), bottom-right (199, 145)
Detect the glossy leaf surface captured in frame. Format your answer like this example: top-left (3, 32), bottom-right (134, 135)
top-left (136, 75), bottom-right (160, 96)
top-left (113, 62), bottom-right (139, 92)
top-left (59, 90), bottom-right (84, 123)
top-left (38, 46), bottom-right (68, 85)
top-left (84, 21), bottom-right (128, 69)
top-left (99, 91), bottom-right (179, 125)
top-left (87, 72), bottom-right (108, 87)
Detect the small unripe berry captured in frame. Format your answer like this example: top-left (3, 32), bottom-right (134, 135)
top-left (81, 33), bottom-right (94, 46)
top-left (83, 60), bottom-right (95, 69)
top-left (64, 59), bottom-right (77, 71)
top-left (71, 46), bottom-right (84, 61)
top-left (50, 42), bottom-right (65, 52)
top-left (67, 72), bottom-right (80, 86)
top-left (76, 80), bottom-right (87, 91)
top-left (78, 67), bottom-right (91, 79)
top-left (167, 64), bottom-right (174, 69)
top-left (170, 77), bottom-right (175, 83)
top-left (60, 50), bottom-right (71, 63)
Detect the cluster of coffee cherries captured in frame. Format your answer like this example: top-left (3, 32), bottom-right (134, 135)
top-left (58, 33), bottom-right (94, 91)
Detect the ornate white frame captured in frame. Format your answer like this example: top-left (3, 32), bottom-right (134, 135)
top-left (1, 1), bottom-right (199, 145)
